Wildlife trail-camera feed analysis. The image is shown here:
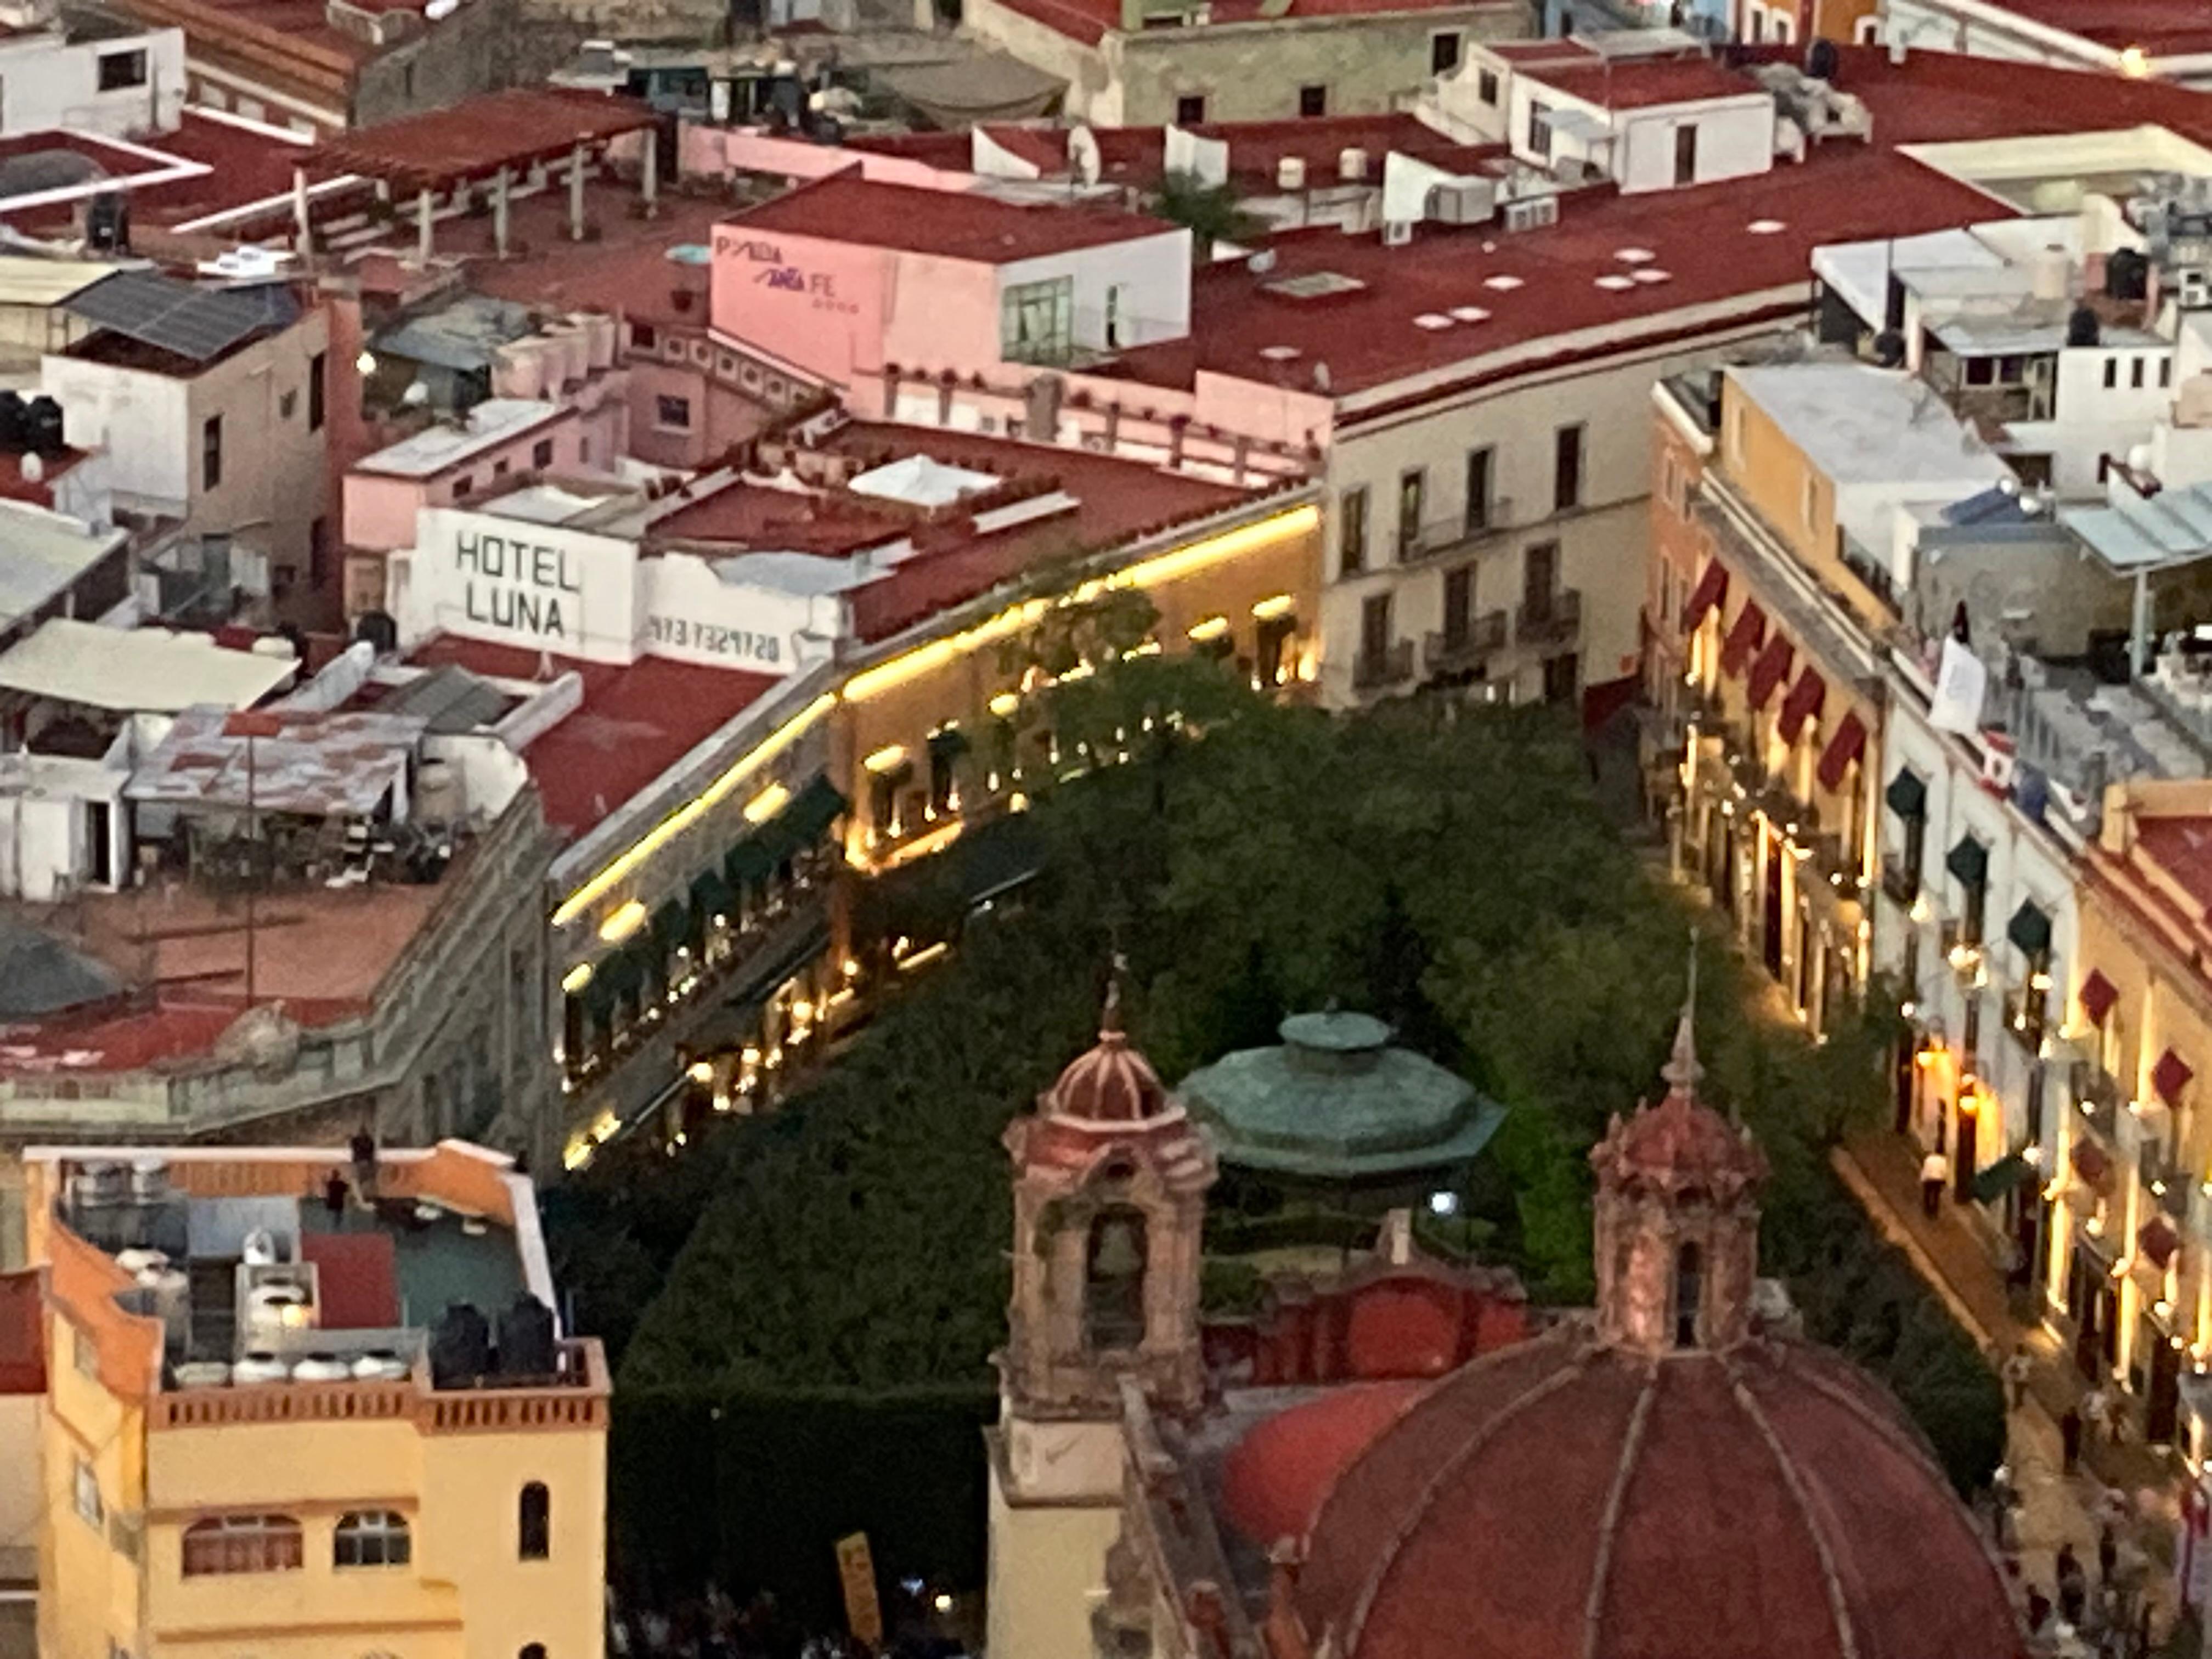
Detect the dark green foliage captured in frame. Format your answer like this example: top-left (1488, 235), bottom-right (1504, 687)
top-left (569, 657), bottom-right (2002, 1606)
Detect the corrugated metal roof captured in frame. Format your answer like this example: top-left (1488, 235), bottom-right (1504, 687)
top-left (0, 500), bottom-right (122, 625)
top-left (2061, 481), bottom-right (2212, 572)
top-left (126, 706), bottom-right (425, 816)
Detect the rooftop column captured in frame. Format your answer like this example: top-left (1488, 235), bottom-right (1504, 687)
top-left (640, 131), bottom-right (658, 217)
top-left (291, 165), bottom-right (311, 252)
top-left (494, 165), bottom-right (511, 258)
top-left (416, 185), bottom-right (435, 265)
top-left (569, 140), bottom-right (588, 242)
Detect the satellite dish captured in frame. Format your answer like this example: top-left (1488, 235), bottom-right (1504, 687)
top-left (1069, 125), bottom-right (1102, 188)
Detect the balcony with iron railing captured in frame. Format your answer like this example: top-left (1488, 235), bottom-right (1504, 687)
top-left (1353, 639), bottom-right (1416, 691)
top-left (1881, 852), bottom-right (1921, 908)
top-left (2141, 1145), bottom-right (2193, 1225)
top-left (1423, 611), bottom-right (1509, 676)
top-left (1396, 501), bottom-right (1519, 566)
top-left (1515, 588), bottom-right (1582, 647)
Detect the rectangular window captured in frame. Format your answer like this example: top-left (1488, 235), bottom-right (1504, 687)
top-left (1361, 592), bottom-right (1392, 661)
top-left (200, 415), bottom-right (221, 492)
top-left (1397, 467), bottom-right (1426, 559)
top-left (1673, 122), bottom-right (1698, 188)
top-left (2162, 357), bottom-right (2174, 388)
top-left (1522, 540), bottom-right (1559, 613)
top-left (2104, 357), bottom-right (2119, 389)
top-left (451, 473), bottom-right (473, 499)
top-left (97, 49), bottom-right (147, 91)
top-left (307, 351), bottom-right (325, 431)
top-left (1175, 93), bottom-right (1207, 126)
top-left (1528, 101), bottom-right (1554, 160)
top-left (1661, 452), bottom-right (1686, 516)
top-left (72, 1325), bottom-right (95, 1379)
top-left (1000, 276), bottom-right (1075, 367)
top-left (1478, 68), bottom-right (1499, 105)
top-left (1553, 423), bottom-right (1584, 512)
top-left (278, 388), bottom-right (296, 420)
top-left (533, 437), bottom-right (555, 468)
top-left (73, 1458), bottom-right (101, 1528)
top-left (1465, 446), bottom-right (1493, 533)
top-left (1339, 486), bottom-right (1368, 576)
top-left (656, 393), bottom-right (693, 430)
top-left (632, 322), bottom-right (658, 351)
top-left (1431, 30), bottom-right (1462, 74)
top-left (309, 518), bottom-right (329, 589)
top-left (2132, 357), bottom-right (2147, 390)
top-left (1443, 566), bottom-right (1473, 644)
top-left (1299, 83), bottom-right (1327, 117)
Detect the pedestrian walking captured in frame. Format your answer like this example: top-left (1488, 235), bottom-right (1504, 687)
top-left (2003, 1344), bottom-right (2034, 1413)
top-left (2062, 1406), bottom-right (2085, 1472)
top-left (2057, 1543), bottom-right (2087, 1627)
top-left (1921, 1148), bottom-right (1950, 1216)
top-left (2083, 1385), bottom-right (2113, 1454)
top-left (2097, 1520), bottom-right (2117, 1584)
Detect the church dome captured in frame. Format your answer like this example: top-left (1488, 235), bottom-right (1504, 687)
top-left (1045, 985), bottom-right (1169, 1125)
top-left (1286, 1329), bottom-right (2025, 1659)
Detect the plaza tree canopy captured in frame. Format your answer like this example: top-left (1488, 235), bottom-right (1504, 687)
top-left (554, 652), bottom-right (2001, 1618)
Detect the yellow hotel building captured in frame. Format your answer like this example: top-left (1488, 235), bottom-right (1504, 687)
top-left (22, 1141), bottom-right (606, 1659)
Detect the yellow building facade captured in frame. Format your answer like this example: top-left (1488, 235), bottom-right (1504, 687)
top-left (2059, 782), bottom-right (2212, 1453)
top-left (24, 1141), bottom-right (607, 1659)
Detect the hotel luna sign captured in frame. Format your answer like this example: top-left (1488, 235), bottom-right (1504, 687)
top-left (455, 528), bottom-right (584, 640)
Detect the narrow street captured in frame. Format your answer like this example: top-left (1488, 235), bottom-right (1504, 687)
top-left (1839, 1131), bottom-right (2182, 1647)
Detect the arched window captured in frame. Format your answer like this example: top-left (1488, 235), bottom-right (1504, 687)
top-left (517, 1482), bottom-right (550, 1560)
top-left (1673, 1242), bottom-right (1703, 1350)
top-left (1084, 1207), bottom-right (1147, 1351)
top-left (334, 1510), bottom-right (411, 1568)
top-left (181, 1514), bottom-right (303, 1575)
top-left (520, 1646), bottom-right (547, 1659)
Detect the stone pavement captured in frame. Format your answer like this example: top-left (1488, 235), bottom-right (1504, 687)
top-left (1838, 1130), bottom-right (2179, 1643)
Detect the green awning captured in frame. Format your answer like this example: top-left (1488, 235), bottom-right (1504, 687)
top-left (1946, 836), bottom-right (1989, 890)
top-left (1885, 768), bottom-right (1927, 820)
top-left (690, 866), bottom-right (733, 923)
top-left (2007, 900), bottom-right (2052, 959)
top-left (649, 897), bottom-right (690, 952)
top-left (1971, 1150), bottom-right (2037, 1205)
top-left (726, 836), bottom-right (775, 888)
top-left (776, 774), bottom-right (849, 849)
top-left (958, 812), bottom-right (1046, 905)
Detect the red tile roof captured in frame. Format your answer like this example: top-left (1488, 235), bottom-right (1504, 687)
top-left (657, 422), bottom-right (1252, 644)
top-left (1221, 1380), bottom-right (1429, 1548)
top-left (406, 635), bottom-right (778, 840)
top-left (299, 1230), bottom-right (402, 1328)
top-left (1528, 57), bottom-right (1763, 108)
top-left (1968, 0), bottom-right (2212, 55)
top-left (723, 172), bottom-right (1177, 263)
top-left (458, 189), bottom-right (726, 328)
top-left (308, 89), bottom-right (657, 191)
top-left (2132, 816), bottom-right (2212, 913)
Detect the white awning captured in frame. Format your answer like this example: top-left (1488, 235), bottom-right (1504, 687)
top-left (0, 619), bottom-right (296, 713)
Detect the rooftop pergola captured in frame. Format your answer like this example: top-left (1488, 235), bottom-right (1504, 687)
top-left (293, 89), bottom-right (662, 263)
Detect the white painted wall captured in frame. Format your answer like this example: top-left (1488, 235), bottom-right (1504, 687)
top-left (997, 234), bottom-right (1193, 355)
top-left (42, 355), bottom-right (191, 513)
top-left (643, 550), bottom-right (840, 675)
top-left (1615, 99), bottom-right (1775, 194)
top-left (0, 26), bottom-right (185, 139)
top-left (0, 755), bottom-right (126, 901)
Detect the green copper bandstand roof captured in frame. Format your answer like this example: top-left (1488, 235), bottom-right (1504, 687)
top-left (1176, 1011), bottom-right (1506, 1181)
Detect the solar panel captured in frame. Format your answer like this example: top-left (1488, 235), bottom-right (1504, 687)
top-left (64, 270), bottom-right (300, 363)
top-left (382, 664), bottom-right (510, 733)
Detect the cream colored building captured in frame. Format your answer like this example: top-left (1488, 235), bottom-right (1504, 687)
top-left (24, 1140), bottom-right (606, 1659)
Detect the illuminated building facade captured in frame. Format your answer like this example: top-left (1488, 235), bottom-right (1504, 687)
top-left (22, 1139), bottom-right (606, 1659)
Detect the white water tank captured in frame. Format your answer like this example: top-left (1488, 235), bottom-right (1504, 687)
top-left (232, 1351), bottom-right (287, 1385)
top-left (495, 342), bottom-right (545, 401)
top-left (291, 1353), bottom-right (351, 1383)
top-left (245, 1282), bottom-right (310, 1341)
top-left (173, 1361), bottom-right (232, 1389)
top-left (351, 1351), bottom-right (409, 1381)
top-left (2030, 245), bottom-right (2070, 302)
top-left (242, 1228), bottom-right (279, 1266)
top-left (128, 1158), bottom-right (169, 1203)
top-left (581, 311), bottom-right (617, 370)
top-left (115, 1249), bottom-right (168, 1276)
top-left (1277, 156), bottom-right (1307, 191)
top-left (1339, 146), bottom-right (1369, 182)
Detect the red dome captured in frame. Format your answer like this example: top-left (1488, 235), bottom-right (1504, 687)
top-left (1592, 1086), bottom-right (1767, 1194)
top-left (1289, 1328), bottom-right (2025, 1659)
top-left (1220, 1380), bottom-right (1430, 1549)
top-left (1047, 1028), bottom-right (1169, 1124)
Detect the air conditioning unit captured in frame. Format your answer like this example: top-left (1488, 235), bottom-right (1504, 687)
top-left (1427, 179), bottom-right (1497, 225)
top-left (1339, 146), bottom-right (1369, 182)
top-left (1503, 194), bottom-right (1559, 233)
top-left (1383, 219), bottom-right (1414, 247)
top-left (1277, 156), bottom-right (1307, 191)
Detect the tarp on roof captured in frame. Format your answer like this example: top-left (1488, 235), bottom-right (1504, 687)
top-left (372, 295), bottom-right (538, 375)
top-left (299, 1230), bottom-right (401, 1329)
top-left (0, 918), bottom-right (123, 1018)
top-left (0, 255), bottom-right (112, 309)
top-left (0, 619), bottom-right (296, 713)
top-left (874, 52), bottom-right (1066, 128)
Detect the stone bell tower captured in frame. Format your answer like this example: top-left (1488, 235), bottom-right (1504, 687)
top-left (987, 974), bottom-right (1215, 1659)
top-left (1589, 960), bottom-right (1768, 1355)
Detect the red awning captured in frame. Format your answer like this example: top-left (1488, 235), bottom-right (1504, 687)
top-left (2073, 1141), bottom-right (2113, 1187)
top-left (2141, 1216), bottom-right (2181, 1271)
top-left (1681, 558), bottom-right (1728, 633)
top-left (1776, 667), bottom-right (1826, 743)
top-left (1719, 601), bottom-right (1767, 676)
top-left (1816, 710), bottom-right (1867, 791)
top-left (2079, 969), bottom-right (2118, 1026)
top-left (1746, 634), bottom-right (1795, 710)
top-left (2155, 1048), bottom-right (2194, 1105)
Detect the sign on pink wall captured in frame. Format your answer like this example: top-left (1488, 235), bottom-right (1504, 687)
top-left (710, 229), bottom-right (886, 386)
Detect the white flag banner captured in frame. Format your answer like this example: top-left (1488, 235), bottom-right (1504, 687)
top-left (1929, 635), bottom-right (1988, 736)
